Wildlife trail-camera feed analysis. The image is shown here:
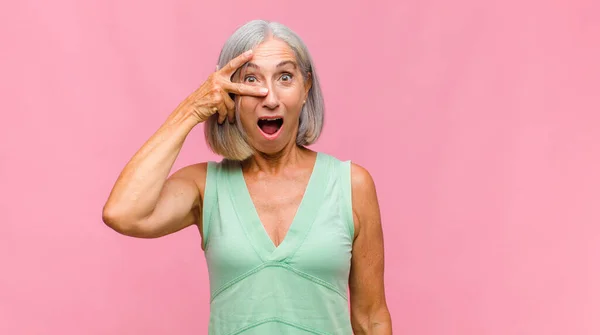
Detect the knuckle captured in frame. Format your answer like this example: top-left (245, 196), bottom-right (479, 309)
top-left (209, 75), bottom-right (221, 86)
top-left (207, 74), bottom-right (218, 85)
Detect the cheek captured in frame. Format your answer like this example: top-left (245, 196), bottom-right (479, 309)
top-left (236, 96), bottom-right (255, 114)
top-left (236, 96), bottom-right (259, 126)
top-left (278, 89), bottom-right (305, 111)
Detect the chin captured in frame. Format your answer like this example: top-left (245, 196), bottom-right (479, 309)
top-left (251, 137), bottom-right (290, 156)
top-left (250, 130), bottom-right (296, 156)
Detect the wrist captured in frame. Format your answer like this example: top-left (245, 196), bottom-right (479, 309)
top-left (166, 109), bottom-right (201, 129)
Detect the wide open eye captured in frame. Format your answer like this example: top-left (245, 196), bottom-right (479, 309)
top-left (280, 73), bottom-right (293, 81)
top-left (244, 75), bottom-right (258, 83)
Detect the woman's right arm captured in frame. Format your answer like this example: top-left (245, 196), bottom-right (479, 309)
top-left (101, 113), bottom-right (202, 238)
top-left (102, 50), bottom-right (266, 238)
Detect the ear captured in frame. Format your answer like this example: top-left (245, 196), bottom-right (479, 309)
top-left (304, 72), bottom-right (313, 100)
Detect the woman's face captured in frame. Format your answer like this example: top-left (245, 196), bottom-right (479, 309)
top-left (235, 38), bottom-right (311, 155)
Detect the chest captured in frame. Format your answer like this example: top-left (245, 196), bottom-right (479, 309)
top-left (244, 173), bottom-right (311, 246)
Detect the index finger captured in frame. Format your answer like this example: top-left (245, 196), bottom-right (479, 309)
top-left (222, 82), bottom-right (268, 97)
top-left (219, 49), bottom-right (254, 76)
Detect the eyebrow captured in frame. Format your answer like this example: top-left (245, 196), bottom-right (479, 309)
top-left (245, 60), bottom-right (298, 70)
top-left (276, 60), bottom-right (297, 69)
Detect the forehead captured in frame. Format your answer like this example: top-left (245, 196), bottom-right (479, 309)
top-left (249, 39), bottom-right (297, 67)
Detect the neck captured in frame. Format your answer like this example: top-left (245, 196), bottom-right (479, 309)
top-left (243, 144), bottom-right (312, 175)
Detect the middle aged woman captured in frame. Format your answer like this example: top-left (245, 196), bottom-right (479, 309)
top-left (103, 20), bottom-right (392, 334)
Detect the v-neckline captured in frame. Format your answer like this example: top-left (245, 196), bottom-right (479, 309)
top-left (229, 152), bottom-right (329, 261)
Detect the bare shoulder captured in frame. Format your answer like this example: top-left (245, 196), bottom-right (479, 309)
top-left (350, 162), bottom-right (376, 192)
top-left (169, 162), bottom-right (210, 195)
top-left (349, 162), bottom-right (380, 237)
top-left (170, 162), bottom-right (209, 178)
top-left (350, 162), bottom-right (378, 208)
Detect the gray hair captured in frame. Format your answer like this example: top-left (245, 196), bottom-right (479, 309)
top-left (204, 20), bottom-right (325, 161)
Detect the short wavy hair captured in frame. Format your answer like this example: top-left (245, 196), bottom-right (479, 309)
top-left (204, 20), bottom-right (325, 161)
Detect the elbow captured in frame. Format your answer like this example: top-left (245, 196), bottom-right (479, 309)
top-left (101, 205), bottom-right (129, 232)
top-left (351, 306), bottom-right (392, 334)
top-left (351, 318), bottom-right (370, 334)
top-left (102, 205), bottom-right (147, 237)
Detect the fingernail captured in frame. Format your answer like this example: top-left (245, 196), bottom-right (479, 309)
top-left (260, 88), bottom-right (268, 94)
top-left (244, 50), bottom-right (253, 56)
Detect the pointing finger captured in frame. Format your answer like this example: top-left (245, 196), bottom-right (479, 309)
top-left (222, 81), bottom-right (268, 97)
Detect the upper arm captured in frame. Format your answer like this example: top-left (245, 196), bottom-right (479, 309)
top-left (137, 163), bottom-right (208, 239)
top-left (349, 163), bottom-right (391, 331)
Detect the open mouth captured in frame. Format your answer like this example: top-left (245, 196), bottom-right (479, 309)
top-left (257, 117), bottom-right (284, 136)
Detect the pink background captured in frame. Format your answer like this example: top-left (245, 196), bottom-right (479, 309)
top-left (2, 0), bottom-right (599, 334)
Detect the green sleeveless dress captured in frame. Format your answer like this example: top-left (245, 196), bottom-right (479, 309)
top-left (202, 152), bottom-right (354, 334)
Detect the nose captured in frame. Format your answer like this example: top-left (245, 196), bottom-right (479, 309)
top-left (262, 82), bottom-right (280, 110)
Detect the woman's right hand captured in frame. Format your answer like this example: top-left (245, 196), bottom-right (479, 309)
top-left (177, 49), bottom-right (268, 125)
